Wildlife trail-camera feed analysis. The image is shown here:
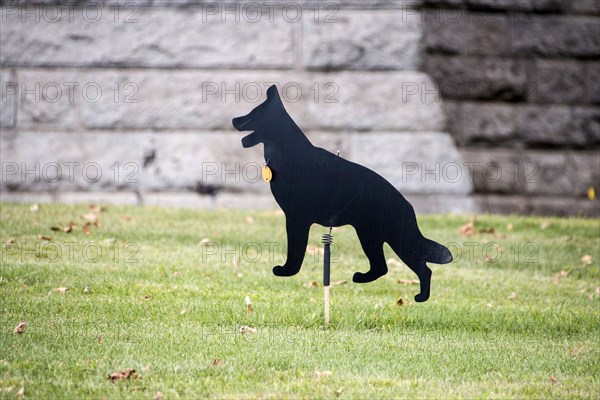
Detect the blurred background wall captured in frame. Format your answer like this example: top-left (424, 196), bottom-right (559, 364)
top-left (0, 0), bottom-right (598, 216)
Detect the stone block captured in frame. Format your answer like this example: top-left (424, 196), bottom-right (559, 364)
top-left (425, 55), bottom-right (529, 101)
top-left (466, 13), bottom-right (508, 55)
top-left (350, 132), bottom-right (472, 195)
top-left (522, 151), bottom-right (574, 195)
top-left (422, 9), bottom-right (467, 54)
top-left (461, 102), bottom-right (516, 144)
top-left (510, 16), bottom-right (600, 58)
top-left (517, 105), bottom-right (581, 147)
top-left (587, 61), bottom-right (600, 104)
top-left (570, 106), bottom-right (600, 147)
top-left (460, 148), bottom-right (526, 194)
top-left (303, 10), bottom-right (422, 70)
top-left (569, 151), bottom-right (600, 198)
top-left (570, 0), bottom-right (600, 15)
top-left (0, 69), bottom-right (16, 128)
top-left (533, 60), bottom-right (586, 104)
top-left (0, 6), bottom-right (295, 68)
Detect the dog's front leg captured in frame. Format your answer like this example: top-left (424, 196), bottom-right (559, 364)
top-left (273, 217), bottom-right (310, 277)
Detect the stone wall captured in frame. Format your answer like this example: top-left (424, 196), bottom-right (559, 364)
top-left (0, 0), bottom-right (598, 216)
top-left (419, 0), bottom-right (600, 216)
top-left (0, 0), bottom-right (475, 213)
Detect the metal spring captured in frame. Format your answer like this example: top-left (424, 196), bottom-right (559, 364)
top-left (321, 233), bottom-right (333, 244)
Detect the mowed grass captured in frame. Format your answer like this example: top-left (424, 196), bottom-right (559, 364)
top-left (0, 202), bottom-right (599, 399)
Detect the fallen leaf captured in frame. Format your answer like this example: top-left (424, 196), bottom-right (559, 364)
top-left (550, 376), bottom-right (557, 384)
top-left (540, 221), bottom-right (550, 230)
top-left (97, 335), bottom-right (104, 344)
top-left (16, 387), bottom-right (24, 398)
top-left (108, 369), bottom-right (137, 383)
top-left (144, 294), bottom-right (154, 300)
top-left (398, 279), bottom-right (419, 285)
top-left (315, 370), bottom-right (332, 378)
top-left (239, 325), bottom-right (257, 334)
top-left (303, 281), bottom-right (319, 288)
top-left (123, 215), bottom-right (133, 222)
top-left (331, 280), bottom-right (347, 286)
top-left (506, 223), bottom-right (513, 231)
top-left (459, 222), bottom-right (476, 236)
top-left (54, 287), bottom-right (69, 295)
top-left (596, 287), bottom-right (600, 295)
top-left (245, 296), bottom-right (254, 312)
top-left (84, 286), bottom-right (90, 293)
top-left (1, 386), bottom-right (13, 393)
top-left (396, 298), bottom-right (404, 306)
top-left (588, 186), bottom-right (596, 201)
top-left (142, 363), bottom-right (151, 373)
top-left (30, 204), bottom-right (38, 212)
top-left (581, 255), bottom-right (592, 265)
top-left (507, 292), bottom-right (517, 300)
top-left (588, 294), bottom-right (594, 301)
top-left (63, 221), bottom-right (76, 233)
top-left (82, 222), bottom-right (92, 236)
top-left (153, 392), bottom-right (164, 400)
top-left (199, 238), bottom-right (210, 245)
top-left (212, 359), bottom-right (224, 367)
top-left (13, 321), bottom-right (26, 335)
top-left (481, 227), bottom-right (495, 234)
top-left (387, 258), bottom-right (401, 266)
top-left (50, 226), bottom-right (62, 232)
top-left (245, 216), bottom-right (254, 224)
top-left (88, 204), bottom-right (104, 213)
top-left (38, 235), bottom-right (52, 241)
top-left (551, 270), bottom-right (570, 284)
top-left (495, 232), bottom-right (507, 239)
top-left (334, 387), bottom-right (344, 397)
top-left (3, 238), bottom-right (16, 244)
top-left (82, 213), bottom-right (98, 223)
top-left (180, 309), bottom-right (188, 315)
top-left (173, 271), bottom-right (181, 278)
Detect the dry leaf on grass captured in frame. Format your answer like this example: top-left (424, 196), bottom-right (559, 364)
top-left (540, 221), bottom-right (550, 230)
top-left (506, 223), bottom-right (513, 231)
top-left (550, 376), bottom-right (557, 384)
top-left (398, 279), bottom-right (419, 285)
top-left (63, 221), bottom-right (76, 233)
top-left (142, 363), bottom-right (151, 373)
top-left (334, 388), bottom-right (344, 397)
top-left (82, 213), bottom-right (99, 223)
top-left (581, 255), bottom-right (592, 265)
top-left (153, 392), bottom-right (164, 400)
top-left (13, 321), bottom-right (26, 335)
top-left (50, 226), bottom-right (62, 232)
top-left (180, 309), bottom-right (188, 315)
top-left (239, 325), bottom-right (257, 334)
top-left (507, 292), bottom-right (517, 300)
top-left (16, 387), bottom-right (24, 398)
top-left (551, 270), bottom-right (570, 284)
top-left (108, 369), bottom-right (137, 383)
top-left (82, 223), bottom-right (92, 236)
top-left (38, 235), bottom-right (52, 241)
top-left (303, 281), bottom-right (319, 288)
top-left (571, 343), bottom-right (585, 357)
top-left (199, 238), bottom-right (210, 245)
top-left (173, 271), bottom-right (181, 278)
top-left (123, 215), bottom-right (133, 222)
top-left (315, 370), bottom-right (332, 378)
top-left (144, 294), bottom-right (154, 300)
top-left (84, 286), bottom-right (90, 293)
top-left (54, 287), bottom-right (69, 295)
top-left (245, 216), bottom-right (254, 224)
top-left (245, 296), bottom-right (254, 312)
top-left (3, 238), bottom-right (16, 244)
top-left (331, 280), bottom-right (347, 286)
top-left (387, 258), bottom-right (401, 266)
top-left (459, 222), bottom-right (476, 236)
top-left (396, 298), bottom-right (404, 306)
top-left (88, 204), bottom-right (105, 213)
top-left (212, 359), bottom-right (224, 367)
top-left (30, 204), bottom-right (38, 212)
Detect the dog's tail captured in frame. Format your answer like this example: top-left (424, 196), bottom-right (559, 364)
top-left (424, 238), bottom-right (453, 264)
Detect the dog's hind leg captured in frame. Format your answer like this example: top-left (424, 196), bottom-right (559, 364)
top-left (272, 217), bottom-right (310, 277)
top-left (352, 228), bottom-right (388, 284)
top-left (389, 238), bottom-right (432, 302)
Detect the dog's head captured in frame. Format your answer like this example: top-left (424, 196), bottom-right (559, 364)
top-left (232, 85), bottom-right (285, 148)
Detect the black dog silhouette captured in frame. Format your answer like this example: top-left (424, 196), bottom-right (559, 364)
top-left (232, 85), bottom-right (452, 302)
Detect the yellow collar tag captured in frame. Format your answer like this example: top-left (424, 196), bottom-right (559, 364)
top-left (262, 165), bottom-right (273, 182)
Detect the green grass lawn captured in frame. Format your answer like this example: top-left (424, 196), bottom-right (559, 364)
top-left (1, 202), bottom-right (599, 399)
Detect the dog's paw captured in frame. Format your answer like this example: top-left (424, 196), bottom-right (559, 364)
top-left (272, 265), bottom-right (298, 277)
top-left (414, 292), bottom-right (430, 303)
top-left (352, 271), bottom-right (385, 284)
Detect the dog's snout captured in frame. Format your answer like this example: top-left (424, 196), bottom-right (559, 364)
top-left (232, 116), bottom-right (252, 130)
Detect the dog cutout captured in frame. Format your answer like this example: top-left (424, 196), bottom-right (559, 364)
top-left (232, 85), bottom-right (452, 302)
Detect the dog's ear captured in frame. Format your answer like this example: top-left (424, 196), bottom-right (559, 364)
top-left (266, 85), bottom-right (279, 101)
